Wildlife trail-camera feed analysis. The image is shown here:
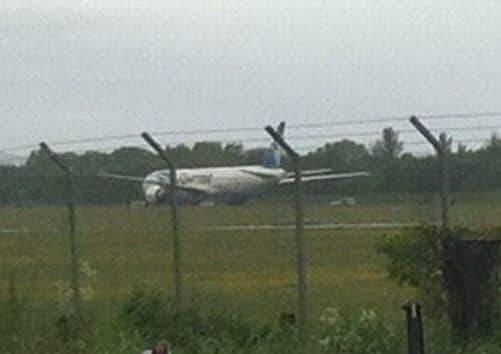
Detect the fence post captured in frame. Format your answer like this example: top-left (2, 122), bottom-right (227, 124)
top-left (265, 125), bottom-right (307, 338)
top-left (141, 132), bottom-right (182, 310)
top-left (410, 120), bottom-right (501, 341)
top-left (409, 116), bottom-right (451, 231)
top-left (402, 301), bottom-right (425, 354)
top-left (39, 142), bottom-right (81, 317)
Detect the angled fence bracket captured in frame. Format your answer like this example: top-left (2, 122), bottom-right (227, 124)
top-left (409, 116), bottom-right (452, 231)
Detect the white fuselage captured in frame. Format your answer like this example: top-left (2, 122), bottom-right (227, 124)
top-left (142, 165), bottom-right (287, 204)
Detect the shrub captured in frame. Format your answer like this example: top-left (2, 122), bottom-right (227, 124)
top-left (314, 307), bottom-right (401, 354)
top-left (120, 287), bottom-right (403, 353)
top-left (377, 224), bottom-right (447, 311)
top-left (378, 224), bottom-right (501, 340)
top-left (120, 286), bottom-right (272, 352)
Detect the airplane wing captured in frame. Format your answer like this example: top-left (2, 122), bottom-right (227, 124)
top-left (143, 179), bottom-right (216, 194)
top-left (279, 171), bottom-right (370, 185)
top-left (98, 171), bottom-right (144, 182)
top-left (286, 168), bottom-right (332, 178)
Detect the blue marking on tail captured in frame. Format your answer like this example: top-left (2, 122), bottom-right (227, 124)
top-left (262, 122), bottom-right (285, 168)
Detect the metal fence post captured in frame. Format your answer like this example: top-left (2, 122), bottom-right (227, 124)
top-left (265, 125), bottom-right (307, 338)
top-left (409, 116), bottom-right (451, 231)
top-left (39, 142), bottom-right (81, 317)
top-left (438, 132), bottom-right (452, 230)
top-left (141, 132), bottom-right (182, 310)
top-left (402, 301), bottom-right (425, 354)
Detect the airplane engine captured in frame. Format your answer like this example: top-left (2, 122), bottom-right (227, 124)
top-left (144, 185), bottom-right (165, 204)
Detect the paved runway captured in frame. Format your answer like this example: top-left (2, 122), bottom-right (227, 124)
top-left (0, 227), bottom-right (32, 234)
top-left (0, 223), bottom-right (419, 235)
top-left (204, 222), bottom-right (419, 231)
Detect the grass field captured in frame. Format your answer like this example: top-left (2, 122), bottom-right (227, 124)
top-left (0, 192), bottom-right (499, 326)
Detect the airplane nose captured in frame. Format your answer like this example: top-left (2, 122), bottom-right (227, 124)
top-left (145, 185), bottom-right (165, 204)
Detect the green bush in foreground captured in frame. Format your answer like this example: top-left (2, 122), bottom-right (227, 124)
top-left (378, 224), bottom-right (501, 346)
top-left (377, 224), bottom-right (446, 311)
top-left (313, 307), bottom-right (401, 354)
top-left (377, 225), bottom-right (501, 315)
top-left (5, 282), bottom-right (501, 353)
top-left (120, 286), bottom-right (402, 354)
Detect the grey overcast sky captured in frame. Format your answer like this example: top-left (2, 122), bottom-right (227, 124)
top-left (1, 0), bottom-right (501, 158)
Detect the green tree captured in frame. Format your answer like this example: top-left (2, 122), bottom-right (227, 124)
top-left (370, 127), bottom-right (404, 160)
top-left (303, 139), bottom-right (370, 172)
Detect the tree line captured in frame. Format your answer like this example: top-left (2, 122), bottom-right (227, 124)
top-left (0, 129), bottom-right (500, 205)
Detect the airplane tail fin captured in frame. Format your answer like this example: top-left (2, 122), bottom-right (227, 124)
top-left (262, 121), bottom-right (285, 168)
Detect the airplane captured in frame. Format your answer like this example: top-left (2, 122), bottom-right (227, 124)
top-left (99, 122), bottom-right (370, 205)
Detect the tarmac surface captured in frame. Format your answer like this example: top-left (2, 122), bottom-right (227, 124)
top-left (0, 222), bottom-right (419, 235)
top-left (0, 227), bottom-right (32, 234)
top-left (204, 222), bottom-right (419, 231)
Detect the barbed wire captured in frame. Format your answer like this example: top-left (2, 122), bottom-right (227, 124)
top-left (288, 112), bottom-right (501, 129)
top-left (294, 137), bottom-right (492, 152)
top-left (2, 127), bottom-right (500, 158)
top-left (1, 112), bottom-right (500, 154)
top-left (1, 134), bottom-right (495, 165)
